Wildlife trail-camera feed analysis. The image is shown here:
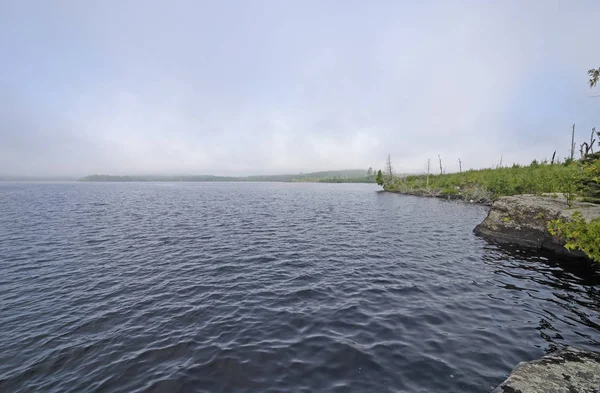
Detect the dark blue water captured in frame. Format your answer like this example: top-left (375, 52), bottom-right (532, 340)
top-left (0, 182), bottom-right (599, 393)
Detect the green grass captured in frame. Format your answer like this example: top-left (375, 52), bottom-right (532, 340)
top-left (383, 161), bottom-right (579, 202)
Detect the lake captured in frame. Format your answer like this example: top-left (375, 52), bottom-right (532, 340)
top-left (0, 182), bottom-right (598, 392)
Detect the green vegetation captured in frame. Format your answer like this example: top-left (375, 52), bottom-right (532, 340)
top-left (375, 170), bottom-right (384, 186)
top-left (578, 152), bottom-right (600, 203)
top-left (381, 161), bottom-right (579, 203)
top-left (548, 212), bottom-right (600, 262)
top-left (589, 66), bottom-right (599, 88)
top-left (80, 169), bottom-right (377, 184)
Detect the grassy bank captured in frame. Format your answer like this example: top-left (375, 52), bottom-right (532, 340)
top-left (382, 161), bottom-right (579, 203)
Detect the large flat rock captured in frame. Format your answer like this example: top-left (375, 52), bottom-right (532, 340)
top-left (492, 347), bottom-right (600, 393)
top-left (474, 195), bottom-right (600, 260)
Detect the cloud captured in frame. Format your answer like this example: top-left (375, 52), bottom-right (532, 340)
top-left (1, 0), bottom-right (599, 176)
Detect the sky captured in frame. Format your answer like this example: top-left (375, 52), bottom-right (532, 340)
top-left (1, 1), bottom-right (599, 177)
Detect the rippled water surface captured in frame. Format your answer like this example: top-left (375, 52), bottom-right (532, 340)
top-left (1, 182), bottom-right (599, 393)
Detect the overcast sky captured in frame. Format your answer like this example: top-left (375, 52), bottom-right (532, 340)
top-left (1, 1), bottom-right (599, 176)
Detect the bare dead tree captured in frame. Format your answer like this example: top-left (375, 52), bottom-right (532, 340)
top-left (458, 158), bottom-right (462, 173)
top-left (385, 154), bottom-right (394, 181)
top-left (581, 143), bottom-right (589, 159)
top-left (426, 158), bottom-right (431, 187)
top-left (580, 128), bottom-right (598, 159)
top-left (570, 123), bottom-right (576, 161)
top-left (438, 155), bottom-right (443, 175)
top-left (499, 154), bottom-right (503, 168)
top-left (551, 150), bottom-right (556, 165)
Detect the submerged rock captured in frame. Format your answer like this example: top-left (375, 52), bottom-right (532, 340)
top-left (474, 195), bottom-right (600, 260)
top-left (491, 347), bottom-right (600, 393)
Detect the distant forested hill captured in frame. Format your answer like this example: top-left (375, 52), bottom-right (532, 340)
top-left (80, 170), bottom-right (376, 183)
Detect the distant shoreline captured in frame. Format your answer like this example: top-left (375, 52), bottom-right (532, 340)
top-left (78, 170), bottom-right (377, 184)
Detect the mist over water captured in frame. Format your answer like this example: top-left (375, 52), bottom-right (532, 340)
top-left (1, 182), bottom-right (599, 392)
top-left (2, 2), bottom-right (600, 177)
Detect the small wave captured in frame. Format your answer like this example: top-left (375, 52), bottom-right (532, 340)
top-left (0, 183), bottom-right (599, 392)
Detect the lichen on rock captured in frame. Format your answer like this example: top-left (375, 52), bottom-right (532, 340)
top-left (491, 347), bottom-right (600, 393)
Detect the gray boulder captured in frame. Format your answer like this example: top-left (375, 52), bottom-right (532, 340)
top-left (492, 347), bottom-right (600, 393)
top-left (474, 195), bottom-right (600, 260)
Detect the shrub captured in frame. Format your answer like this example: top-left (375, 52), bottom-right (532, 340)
top-left (578, 152), bottom-right (600, 204)
top-left (548, 212), bottom-right (600, 262)
top-left (376, 170), bottom-right (384, 186)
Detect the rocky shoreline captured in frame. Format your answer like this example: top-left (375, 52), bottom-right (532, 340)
top-left (474, 194), bottom-right (600, 262)
top-left (384, 188), bottom-right (493, 205)
top-left (491, 347), bottom-right (600, 393)
top-left (385, 191), bottom-right (600, 261)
